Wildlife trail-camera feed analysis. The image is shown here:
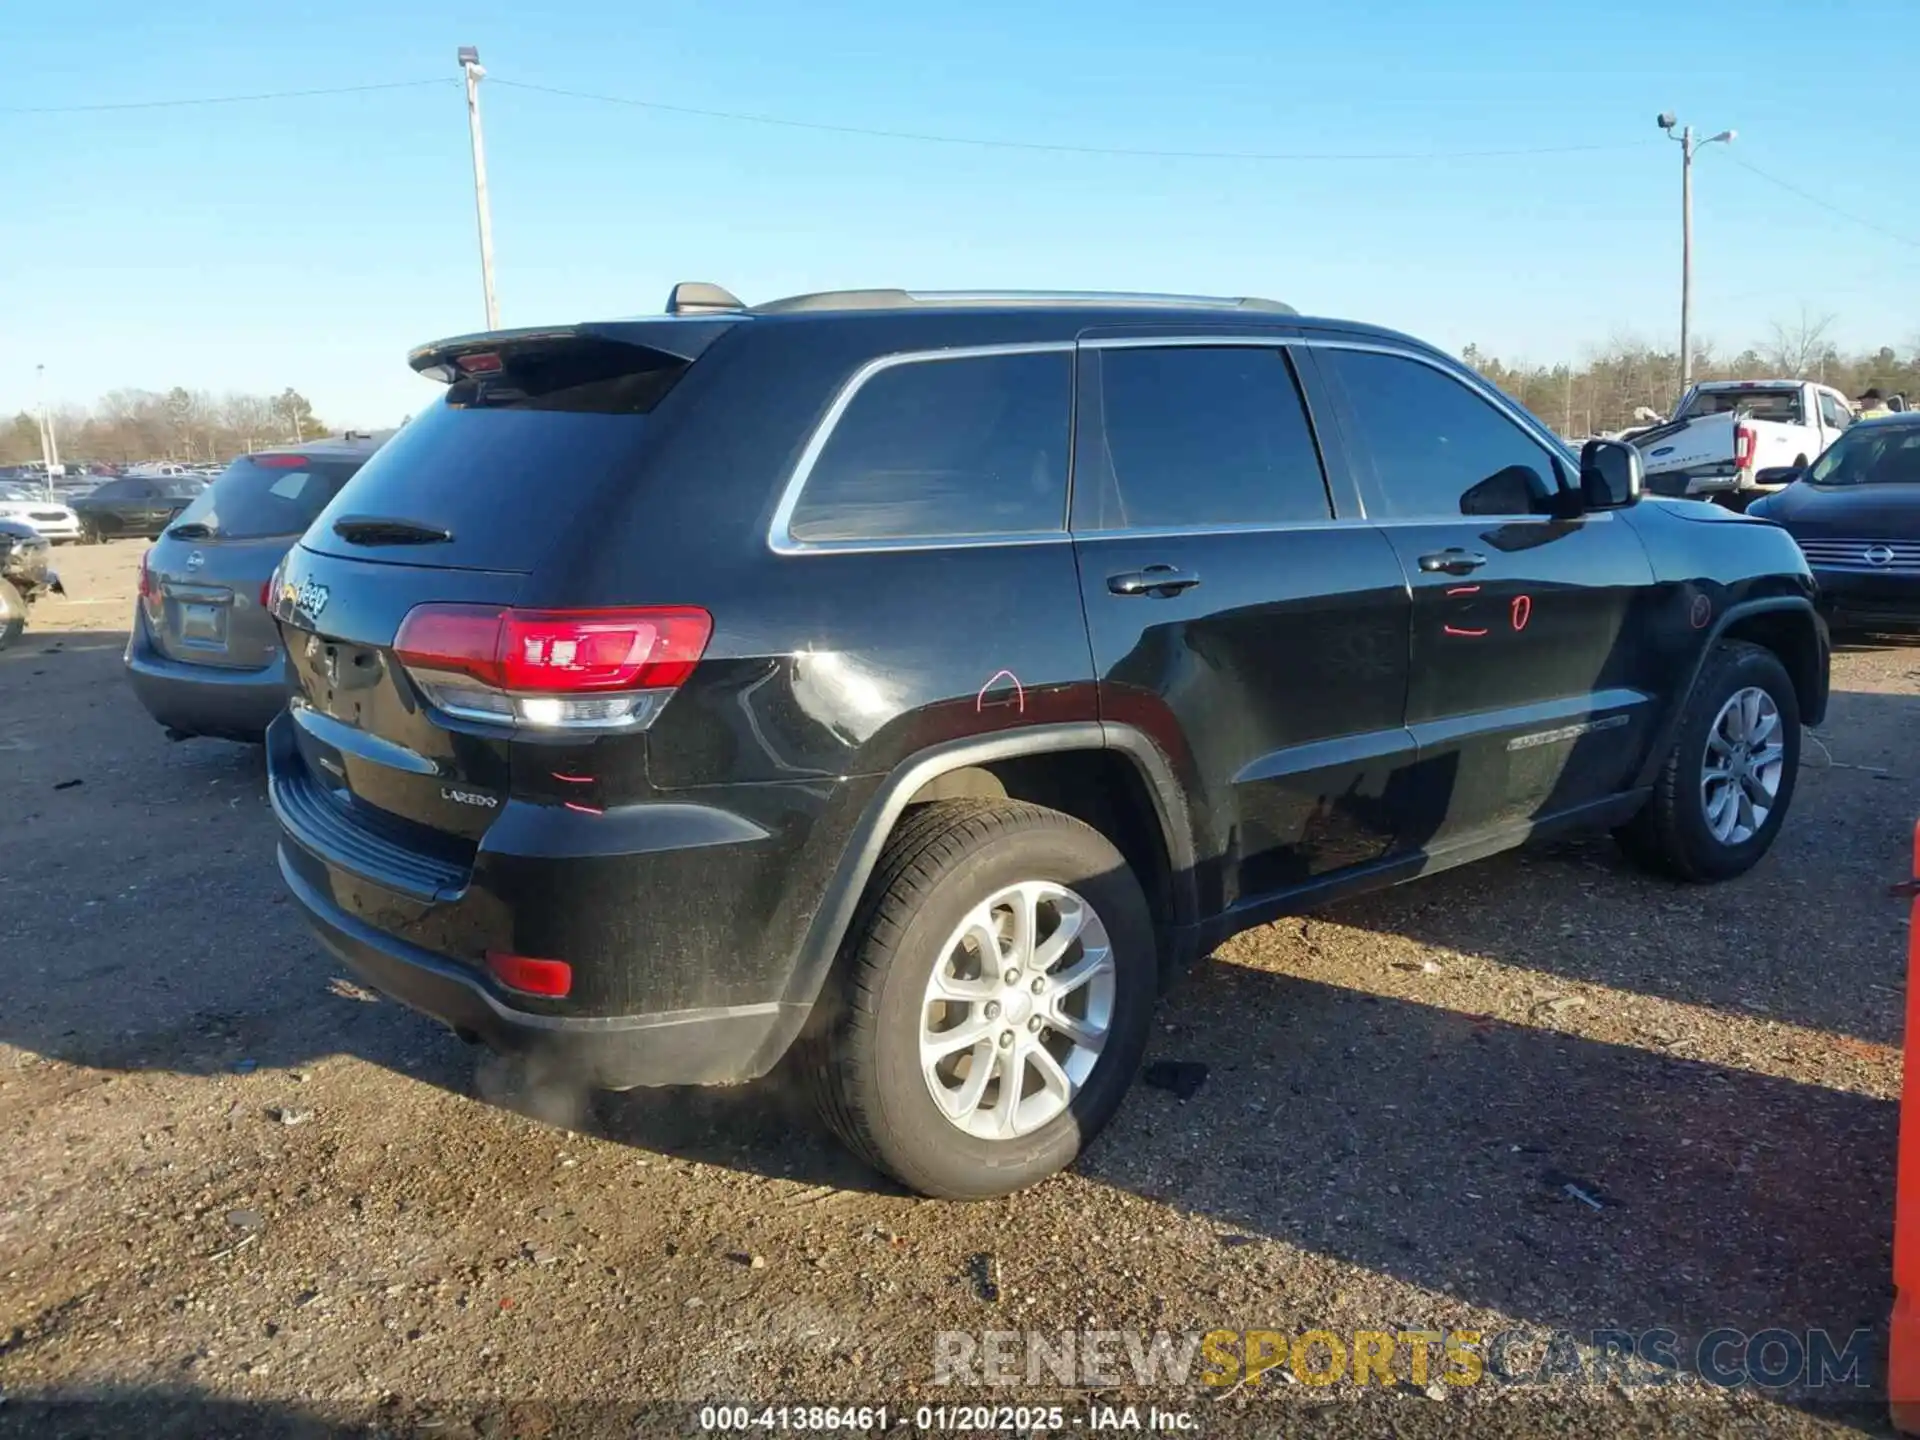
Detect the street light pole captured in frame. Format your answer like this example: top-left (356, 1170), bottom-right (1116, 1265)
top-left (459, 45), bottom-right (500, 330)
top-left (1679, 123), bottom-right (1693, 391)
top-left (1658, 113), bottom-right (1735, 395)
top-left (35, 364), bottom-right (58, 497)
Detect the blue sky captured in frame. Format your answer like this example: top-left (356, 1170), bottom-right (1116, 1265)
top-left (3, 0), bottom-right (1915, 430)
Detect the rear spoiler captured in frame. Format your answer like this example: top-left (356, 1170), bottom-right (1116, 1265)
top-left (408, 317), bottom-right (741, 383)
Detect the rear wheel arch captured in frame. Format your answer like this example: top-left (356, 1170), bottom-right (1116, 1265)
top-left (777, 724), bottom-right (1199, 1034)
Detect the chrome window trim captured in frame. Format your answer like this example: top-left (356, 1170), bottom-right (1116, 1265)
top-left (768, 332), bottom-right (1599, 554)
top-left (1080, 334), bottom-right (1295, 350)
top-left (766, 342), bottom-right (1075, 556)
top-left (1072, 518), bottom-right (1354, 541)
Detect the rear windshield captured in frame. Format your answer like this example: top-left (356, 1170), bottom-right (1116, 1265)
top-left (169, 456), bottom-right (364, 539)
top-left (1678, 388), bottom-right (1805, 424)
top-left (303, 342), bottom-right (692, 570)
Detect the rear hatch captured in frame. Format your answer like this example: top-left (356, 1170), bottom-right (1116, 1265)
top-left (144, 452), bottom-right (366, 669)
top-left (272, 321), bottom-right (731, 858)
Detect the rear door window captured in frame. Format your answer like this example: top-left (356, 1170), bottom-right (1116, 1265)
top-left (787, 350), bottom-right (1071, 543)
top-left (1075, 346), bottom-right (1332, 530)
top-left (169, 455), bottom-right (366, 539)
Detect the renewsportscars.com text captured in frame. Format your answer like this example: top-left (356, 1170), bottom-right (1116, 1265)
top-left (933, 1327), bottom-right (1875, 1391)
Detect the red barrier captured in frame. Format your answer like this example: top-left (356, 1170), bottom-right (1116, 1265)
top-left (1892, 820), bottom-right (1920, 1433)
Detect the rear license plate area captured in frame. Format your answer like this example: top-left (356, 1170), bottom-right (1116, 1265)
top-left (178, 601), bottom-right (228, 647)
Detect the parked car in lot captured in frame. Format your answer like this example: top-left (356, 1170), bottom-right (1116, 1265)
top-left (72, 474), bottom-right (206, 541)
top-left (0, 481), bottom-right (82, 543)
top-left (125, 434), bottom-right (388, 741)
top-left (1748, 412), bottom-right (1920, 632)
top-left (0, 518), bottom-right (63, 650)
top-left (1632, 378), bottom-right (1855, 508)
top-left (266, 285), bottom-right (1830, 1199)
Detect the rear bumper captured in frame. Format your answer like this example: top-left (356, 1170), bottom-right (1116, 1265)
top-left (1813, 568), bottom-right (1920, 629)
top-left (123, 613), bottom-right (288, 739)
top-left (280, 844), bottom-right (802, 1088)
top-left (265, 711), bottom-right (831, 1087)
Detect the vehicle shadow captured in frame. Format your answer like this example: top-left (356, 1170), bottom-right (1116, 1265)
top-left (593, 951), bottom-right (1894, 1413)
top-left (1322, 684), bottom-right (1920, 1048)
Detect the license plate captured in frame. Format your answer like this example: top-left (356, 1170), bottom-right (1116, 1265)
top-left (179, 601), bottom-right (227, 646)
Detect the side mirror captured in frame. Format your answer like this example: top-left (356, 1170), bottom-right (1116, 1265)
top-left (1579, 439), bottom-right (1642, 511)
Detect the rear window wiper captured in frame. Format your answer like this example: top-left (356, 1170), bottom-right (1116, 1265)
top-left (331, 515), bottom-right (454, 546)
top-left (166, 522), bottom-right (213, 540)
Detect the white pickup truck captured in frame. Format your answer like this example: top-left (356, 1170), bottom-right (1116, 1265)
top-left (1630, 379), bottom-right (1856, 507)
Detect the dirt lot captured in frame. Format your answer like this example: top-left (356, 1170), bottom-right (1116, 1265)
top-left (2, 540), bottom-right (1916, 1437)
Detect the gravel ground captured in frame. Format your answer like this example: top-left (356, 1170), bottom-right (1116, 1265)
top-left (1, 540), bottom-right (1915, 1438)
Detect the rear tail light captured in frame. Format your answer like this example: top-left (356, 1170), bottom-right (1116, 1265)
top-left (252, 453), bottom-right (307, 469)
top-left (137, 550), bottom-right (160, 607)
top-left (259, 579), bottom-right (273, 608)
top-left (485, 950), bottom-right (572, 998)
top-left (1734, 423), bottom-right (1754, 471)
top-left (393, 604), bottom-right (712, 732)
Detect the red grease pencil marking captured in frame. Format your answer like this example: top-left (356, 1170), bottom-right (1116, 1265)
top-left (975, 670), bottom-right (1026, 714)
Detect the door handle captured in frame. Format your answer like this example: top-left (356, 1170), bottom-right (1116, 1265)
top-left (1417, 549), bottom-right (1488, 575)
top-left (1107, 565), bottom-right (1201, 598)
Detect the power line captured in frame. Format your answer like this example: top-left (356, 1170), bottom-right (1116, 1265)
top-left (0, 78), bottom-right (454, 115)
top-left (488, 77), bottom-right (1656, 163)
top-left (1728, 155), bottom-right (1920, 251)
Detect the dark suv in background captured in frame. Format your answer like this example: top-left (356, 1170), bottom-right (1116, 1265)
top-left (267, 286), bottom-right (1827, 1198)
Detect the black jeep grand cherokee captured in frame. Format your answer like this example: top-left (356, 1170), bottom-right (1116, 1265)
top-left (269, 285), bottom-right (1828, 1198)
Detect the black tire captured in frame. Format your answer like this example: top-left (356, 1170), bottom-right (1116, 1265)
top-left (0, 579), bottom-right (23, 651)
top-left (1615, 640), bottom-right (1800, 882)
top-left (77, 518), bottom-right (100, 545)
top-left (803, 799), bottom-right (1156, 1199)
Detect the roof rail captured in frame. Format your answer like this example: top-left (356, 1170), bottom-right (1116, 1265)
top-left (752, 288), bottom-right (1296, 316)
top-left (665, 281), bottom-right (747, 316)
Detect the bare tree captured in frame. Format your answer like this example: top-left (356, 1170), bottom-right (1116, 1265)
top-left (1762, 309), bottom-right (1838, 379)
top-left (221, 393), bottom-right (276, 454)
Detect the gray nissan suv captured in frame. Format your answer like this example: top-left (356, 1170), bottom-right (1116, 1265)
top-left (126, 432), bottom-right (389, 740)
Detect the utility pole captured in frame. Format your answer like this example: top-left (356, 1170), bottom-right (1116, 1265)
top-left (1658, 113), bottom-right (1735, 395)
top-left (35, 364), bottom-right (59, 497)
top-left (459, 45), bottom-right (500, 330)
